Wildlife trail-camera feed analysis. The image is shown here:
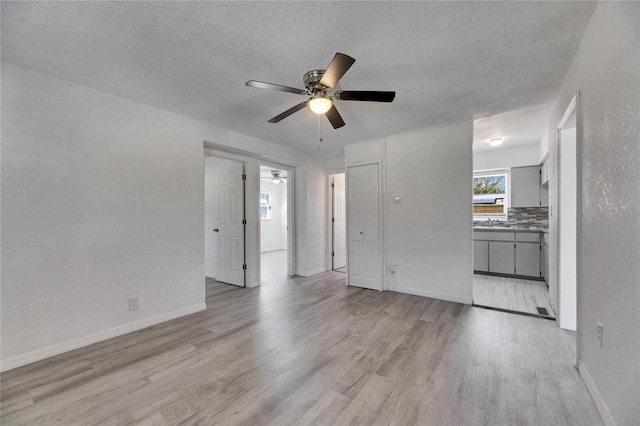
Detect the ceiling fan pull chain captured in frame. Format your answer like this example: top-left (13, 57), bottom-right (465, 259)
top-left (319, 114), bottom-right (323, 144)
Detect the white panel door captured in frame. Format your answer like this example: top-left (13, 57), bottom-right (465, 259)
top-left (333, 173), bottom-right (346, 269)
top-left (215, 162), bottom-right (245, 287)
top-left (347, 164), bottom-right (380, 290)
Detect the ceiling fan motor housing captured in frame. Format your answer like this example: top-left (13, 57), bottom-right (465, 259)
top-left (303, 69), bottom-right (328, 93)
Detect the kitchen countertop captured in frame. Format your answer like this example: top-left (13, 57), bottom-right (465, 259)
top-left (473, 225), bottom-right (549, 233)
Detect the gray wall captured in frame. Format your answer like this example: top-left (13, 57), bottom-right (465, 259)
top-left (1, 62), bottom-right (326, 369)
top-left (344, 121), bottom-right (474, 304)
top-left (546, 2), bottom-right (639, 424)
top-left (386, 122), bottom-right (473, 303)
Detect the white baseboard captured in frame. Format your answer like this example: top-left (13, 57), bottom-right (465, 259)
top-left (577, 359), bottom-right (616, 426)
top-left (0, 303), bottom-right (206, 373)
top-left (296, 267), bottom-right (327, 277)
top-left (395, 286), bottom-right (473, 305)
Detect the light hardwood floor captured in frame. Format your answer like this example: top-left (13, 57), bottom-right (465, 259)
top-left (1, 271), bottom-right (601, 425)
top-left (473, 274), bottom-right (555, 318)
top-left (261, 249), bottom-right (289, 286)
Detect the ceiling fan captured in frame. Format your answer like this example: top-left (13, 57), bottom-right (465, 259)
top-left (246, 53), bottom-right (396, 129)
top-left (260, 170), bottom-right (287, 184)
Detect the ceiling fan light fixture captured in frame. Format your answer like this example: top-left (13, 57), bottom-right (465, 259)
top-left (308, 95), bottom-right (332, 115)
top-left (271, 170), bottom-right (284, 184)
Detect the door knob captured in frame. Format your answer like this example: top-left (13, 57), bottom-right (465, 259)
top-left (360, 231), bottom-right (363, 234)
top-left (213, 228), bottom-right (219, 232)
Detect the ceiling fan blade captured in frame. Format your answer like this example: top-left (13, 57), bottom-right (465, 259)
top-left (246, 80), bottom-right (306, 95)
top-left (325, 105), bottom-right (346, 129)
top-left (268, 102), bottom-right (308, 123)
top-left (335, 91), bottom-right (396, 102)
top-left (319, 53), bottom-right (356, 89)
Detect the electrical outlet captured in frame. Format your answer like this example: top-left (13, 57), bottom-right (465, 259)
top-left (596, 321), bottom-right (603, 347)
top-left (129, 297), bottom-right (139, 311)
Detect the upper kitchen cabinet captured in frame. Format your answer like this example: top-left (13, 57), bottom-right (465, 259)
top-left (541, 159), bottom-right (549, 185)
top-left (540, 159), bottom-right (549, 207)
top-left (511, 165), bottom-right (541, 207)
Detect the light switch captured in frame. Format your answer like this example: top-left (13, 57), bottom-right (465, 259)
top-left (393, 196), bottom-right (403, 203)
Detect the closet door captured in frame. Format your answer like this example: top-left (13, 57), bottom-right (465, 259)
top-left (347, 164), bottom-right (380, 290)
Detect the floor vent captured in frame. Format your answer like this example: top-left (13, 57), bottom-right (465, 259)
top-left (536, 307), bottom-right (550, 316)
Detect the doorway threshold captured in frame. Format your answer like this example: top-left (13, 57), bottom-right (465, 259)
top-left (472, 303), bottom-right (556, 320)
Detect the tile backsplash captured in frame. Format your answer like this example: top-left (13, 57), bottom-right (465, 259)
top-left (473, 207), bottom-right (549, 227)
top-left (507, 207), bottom-right (549, 222)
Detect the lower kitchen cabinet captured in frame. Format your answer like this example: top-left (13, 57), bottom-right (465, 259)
top-left (474, 240), bottom-right (489, 272)
top-left (515, 242), bottom-right (541, 277)
top-left (474, 230), bottom-right (545, 279)
top-left (489, 241), bottom-right (515, 275)
top-left (542, 233), bottom-right (549, 283)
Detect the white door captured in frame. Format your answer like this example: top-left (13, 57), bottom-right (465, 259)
top-left (347, 164), bottom-right (381, 290)
top-left (333, 173), bottom-right (346, 269)
top-left (215, 162), bottom-right (245, 287)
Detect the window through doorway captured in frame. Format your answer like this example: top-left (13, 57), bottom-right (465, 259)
top-left (259, 165), bottom-right (289, 285)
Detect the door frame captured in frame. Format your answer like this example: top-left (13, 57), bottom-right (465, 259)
top-left (326, 171), bottom-right (347, 271)
top-left (205, 147), bottom-right (298, 288)
top-left (346, 161), bottom-right (385, 291)
top-left (258, 161), bottom-right (296, 278)
top-left (204, 150), bottom-right (252, 286)
top-left (553, 93), bottom-right (580, 334)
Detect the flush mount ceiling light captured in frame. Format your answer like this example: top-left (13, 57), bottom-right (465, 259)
top-left (489, 138), bottom-right (504, 147)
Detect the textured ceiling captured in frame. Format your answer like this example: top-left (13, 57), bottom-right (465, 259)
top-left (1, 1), bottom-right (596, 159)
top-left (473, 103), bottom-right (553, 152)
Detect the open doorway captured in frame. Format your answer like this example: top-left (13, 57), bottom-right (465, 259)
top-left (330, 173), bottom-right (347, 272)
top-left (556, 99), bottom-right (577, 331)
top-left (259, 165), bottom-right (289, 285)
top-left (205, 155), bottom-right (246, 292)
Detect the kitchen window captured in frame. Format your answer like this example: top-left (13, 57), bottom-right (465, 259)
top-left (473, 173), bottom-right (507, 216)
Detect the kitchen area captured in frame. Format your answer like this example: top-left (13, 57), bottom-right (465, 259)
top-left (473, 162), bottom-right (551, 317)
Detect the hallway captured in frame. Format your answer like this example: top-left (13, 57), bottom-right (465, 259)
top-left (261, 249), bottom-right (288, 286)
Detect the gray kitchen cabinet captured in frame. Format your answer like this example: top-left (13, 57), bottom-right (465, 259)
top-left (515, 232), bottom-right (541, 277)
top-left (516, 242), bottom-right (541, 277)
top-left (542, 233), bottom-right (550, 283)
top-left (540, 184), bottom-right (549, 207)
top-left (474, 230), bottom-right (544, 279)
top-left (540, 160), bottom-right (549, 207)
top-left (474, 240), bottom-right (489, 272)
top-left (541, 243), bottom-right (547, 282)
top-left (541, 160), bottom-right (549, 185)
top-left (489, 241), bottom-right (515, 275)
top-left (511, 166), bottom-right (541, 207)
